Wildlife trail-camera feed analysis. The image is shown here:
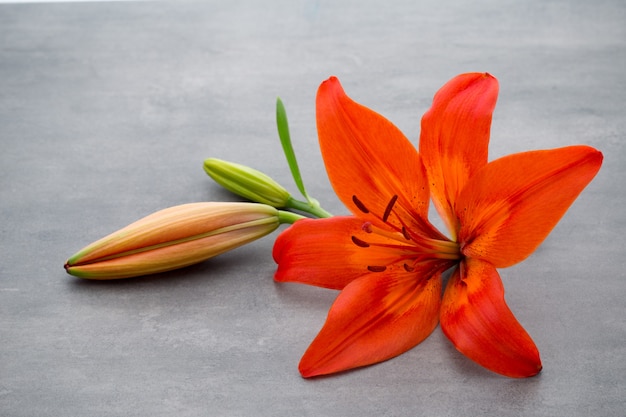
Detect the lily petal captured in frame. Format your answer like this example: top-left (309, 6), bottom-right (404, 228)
top-left (273, 217), bottom-right (370, 289)
top-left (273, 216), bottom-right (442, 290)
top-left (419, 73), bottom-right (499, 240)
top-left (299, 267), bottom-right (442, 377)
top-left (457, 145), bottom-right (603, 267)
top-left (316, 76), bottom-right (438, 238)
top-left (440, 258), bottom-right (542, 378)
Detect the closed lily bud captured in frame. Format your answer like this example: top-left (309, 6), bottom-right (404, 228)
top-left (64, 202), bottom-right (280, 280)
top-left (203, 158), bottom-right (291, 207)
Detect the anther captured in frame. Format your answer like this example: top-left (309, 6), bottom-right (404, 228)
top-left (403, 263), bottom-right (415, 272)
top-left (382, 195), bottom-right (398, 223)
top-left (401, 226), bottom-right (411, 241)
top-left (351, 236), bottom-right (370, 248)
top-left (352, 195), bottom-right (369, 214)
top-left (367, 265), bottom-right (387, 272)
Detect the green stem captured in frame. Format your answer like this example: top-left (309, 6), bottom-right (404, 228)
top-left (277, 210), bottom-right (307, 224)
top-left (286, 197), bottom-right (333, 218)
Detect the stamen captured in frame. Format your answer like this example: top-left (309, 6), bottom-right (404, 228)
top-left (382, 195), bottom-right (398, 223)
top-left (367, 265), bottom-right (387, 272)
top-left (351, 236), bottom-right (370, 248)
top-left (349, 193), bottom-right (461, 272)
top-left (401, 226), bottom-right (411, 241)
top-left (365, 223), bottom-right (413, 245)
top-left (355, 222), bottom-right (461, 261)
top-left (352, 195), bottom-right (369, 214)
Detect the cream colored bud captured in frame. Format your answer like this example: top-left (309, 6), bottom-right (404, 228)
top-left (64, 202), bottom-right (280, 279)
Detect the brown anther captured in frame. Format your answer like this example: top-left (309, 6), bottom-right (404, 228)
top-left (351, 236), bottom-right (370, 248)
top-left (403, 263), bottom-right (415, 272)
top-left (401, 226), bottom-right (411, 240)
top-left (382, 195), bottom-right (398, 223)
top-left (367, 265), bottom-right (387, 272)
top-left (352, 195), bottom-right (369, 214)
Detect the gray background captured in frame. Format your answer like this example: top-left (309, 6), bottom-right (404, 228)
top-left (1, 1), bottom-right (624, 416)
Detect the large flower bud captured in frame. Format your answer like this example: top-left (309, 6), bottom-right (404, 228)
top-left (65, 202), bottom-right (280, 279)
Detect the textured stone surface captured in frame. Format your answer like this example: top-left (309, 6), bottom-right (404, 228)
top-left (1, 1), bottom-right (624, 416)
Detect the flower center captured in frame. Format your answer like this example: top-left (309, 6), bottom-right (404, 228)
top-left (351, 194), bottom-right (461, 273)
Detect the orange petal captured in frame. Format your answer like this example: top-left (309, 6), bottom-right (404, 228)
top-left (273, 217), bottom-right (370, 289)
top-left (440, 258), bottom-right (542, 378)
top-left (299, 267), bottom-right (442, 377)
top-left (419, 73), bottom-right (499, 239)
top-left (316, 76), bottom-right (439, 238)
top-left (274, 216), bottom-right (436, 290)
top-left (457, 145), bottom-right (603, 267)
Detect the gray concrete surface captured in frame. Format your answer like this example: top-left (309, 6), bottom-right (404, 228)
top-left (1, 1), bottom-right (624, 416)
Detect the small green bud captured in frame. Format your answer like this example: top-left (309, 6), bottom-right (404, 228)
top-left (204, 158), bottom-right (291, 207)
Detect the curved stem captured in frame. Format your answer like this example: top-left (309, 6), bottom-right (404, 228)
top-left (277, 210), bottom-right (307, 224)
top-left (286, 197), bottom-right (333, 218)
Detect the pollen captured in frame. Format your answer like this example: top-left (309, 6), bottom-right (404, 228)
top-left (367, 265), bottom-right (387, 272)
top-left (351, 236), bottom-right (370, 248)
top-left (382, 195), bottom-right (398, 223)
top-left (352, 195), bottom-right (369, 214)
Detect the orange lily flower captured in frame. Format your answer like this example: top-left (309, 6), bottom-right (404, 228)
top-left (273, 73), bottom-right (603, 378)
